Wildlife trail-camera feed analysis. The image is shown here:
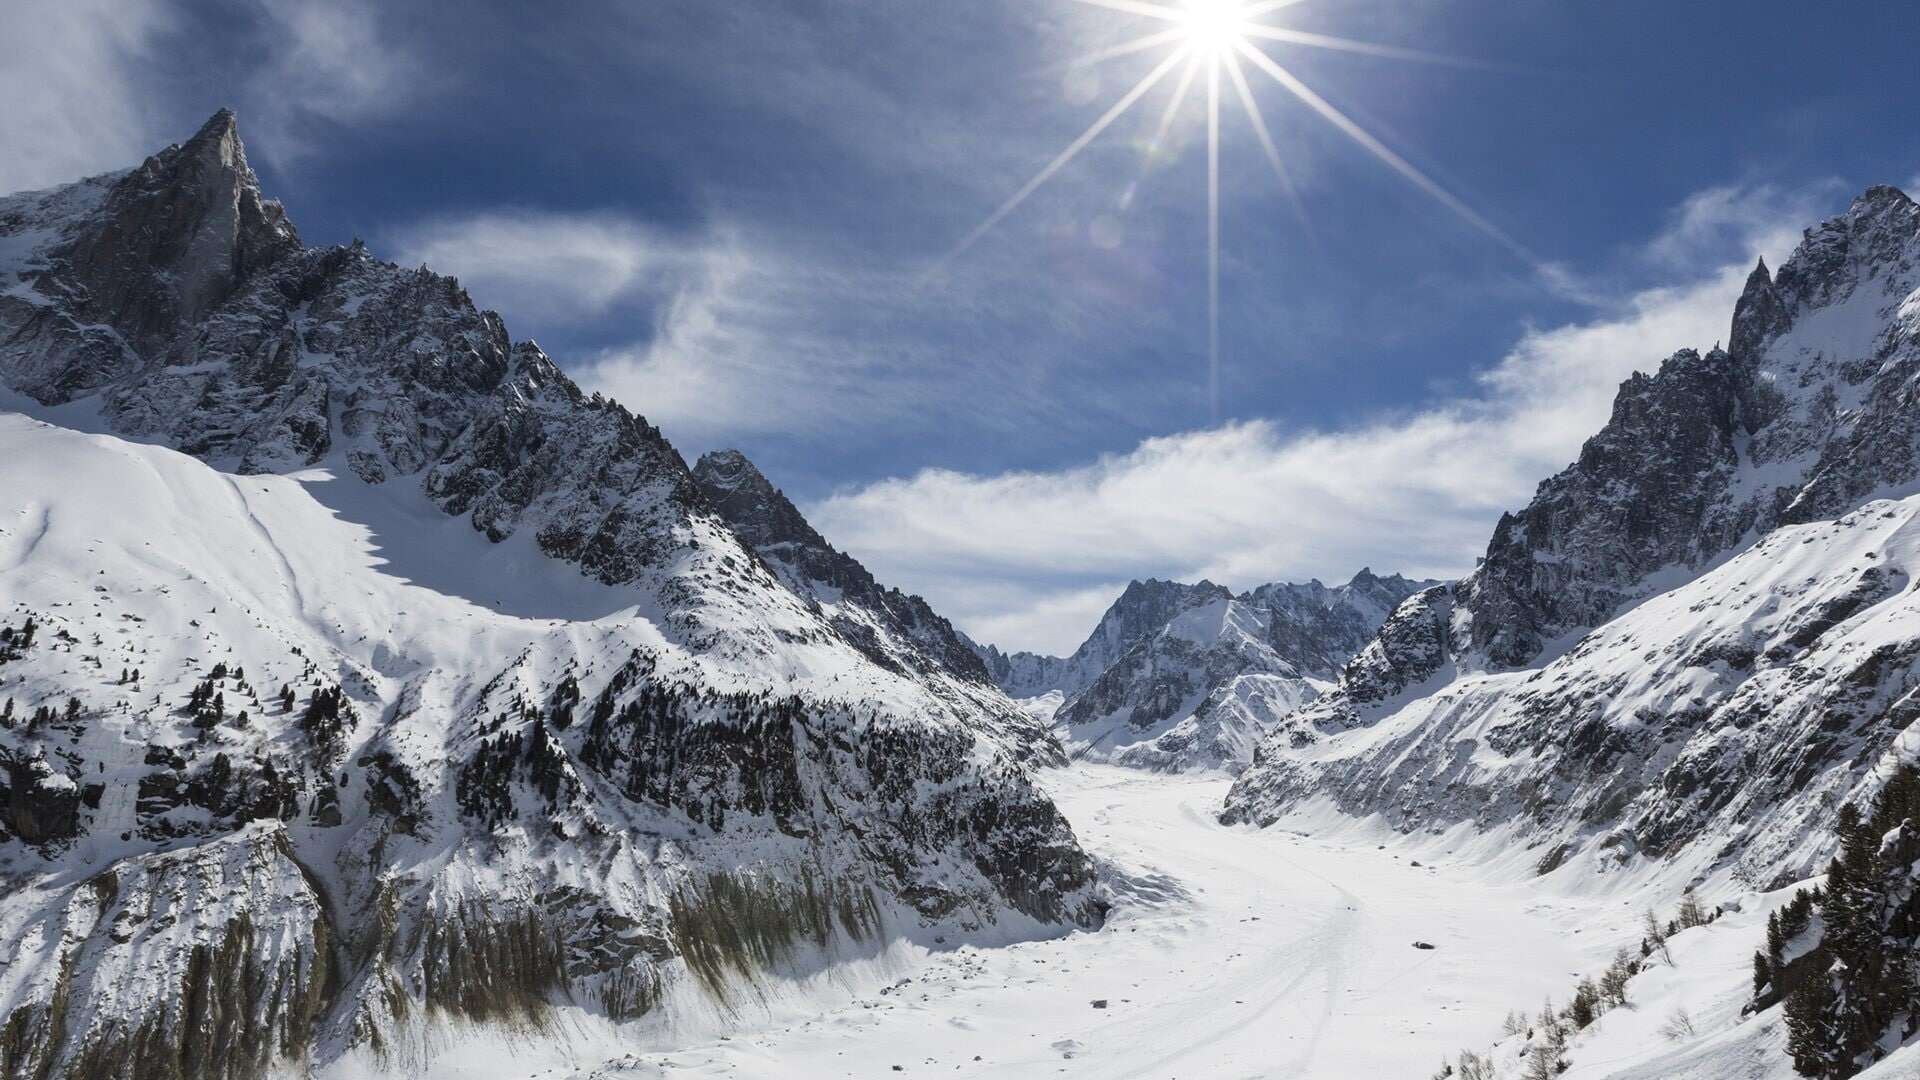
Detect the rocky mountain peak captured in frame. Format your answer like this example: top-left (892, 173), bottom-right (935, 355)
top-left (1731, 256), bottom-right (1788, 359)
top-left (693, 447), bottom-right (759, 486)
top-left (1772, 182), bottom-right (1918, 317)
top-left (66, 109), bottom-right (300, 361)
top-left (1114, 578), bottom-right (1233, 617)
top-left (691, 448), bottom-right (826, 553)
top-left (1853, 183), bottom-right (1915, 213)
top-left (0, 113), bottom-right (1100, 1077)
top-left (1229, 184), bottom-right (1920, 880)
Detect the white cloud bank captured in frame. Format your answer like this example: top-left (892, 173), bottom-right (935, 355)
top-left (807, 184), bottom-right (1827, 655)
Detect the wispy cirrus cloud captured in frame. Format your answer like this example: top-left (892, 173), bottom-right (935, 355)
top-left (239, 0), bottom-right (429, 167)
top-left (806, 182), bottom-right (1831, 654)
top-left (0, 0), bottom-right (171, 195)
top-left (388, 209), bottom-right (706, 325)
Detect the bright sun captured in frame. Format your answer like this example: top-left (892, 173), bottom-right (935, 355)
top-left (948, 0), bottom-right (1526, 418)
top-left (1175, 0), bottom-right (1251, 55)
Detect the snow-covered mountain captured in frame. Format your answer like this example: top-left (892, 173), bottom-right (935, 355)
top-left (0, 112), bottom-right (1100, 1079)
top-left (976, 579), bottom-right (1234, 700)
top-left (1226, 185), bottom-right (1920, 889)
top-left (690, 449), bottom-right (995, 687)
top-left (978, 571), bottom-right (1434, 772)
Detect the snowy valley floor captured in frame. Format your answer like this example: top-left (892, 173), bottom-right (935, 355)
top-left (520, 766), bottom-right (1683, 1080)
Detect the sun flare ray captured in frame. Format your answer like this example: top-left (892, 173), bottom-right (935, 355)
top-left (1206, 54), bottom-right (1222, 417)
top-left (1073, 26), bottom-right (1190, 69)
top-left (1232, 39), bottom-right (1529, 258)
top-left (1149, 52), bottom-right (1202, 154)
top-left (1223, 50), bottom-right (1317, 250)
top-left (1240, 25), bottom-right (1492, 69)
top-left (949, 45), bottom-right (1192, 261)
top-left (948, 0), bottom-right (1525, 414)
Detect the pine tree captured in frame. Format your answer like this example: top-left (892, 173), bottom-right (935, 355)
top-left (1778, 777), bottom-right (1920, 1077)
top-left (1643, 910), bottom-right (1673, 964)
top-left (1753, 951), bottom-right (1773, 998)
top-left (1536, 998), bottom-right (1566, 1050)
top-left (1456, 1051), bottom-right (1494, 1080)
top-left (1676, 887), bottom-right (1710, 929)
top-left (1523, 1044), bottom-right (1562, 1080)
top-left (1599, 947), bottom-right (1635, 1008)
top-left (1568, 977), bottom-right (1600, 1028)
top-left (1784, 971), bottom-right (1839, 1077)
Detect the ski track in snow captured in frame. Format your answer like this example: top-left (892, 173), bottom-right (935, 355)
top-left (537, 766), bottom-right (1613, 1080)
top-left (7, 502), bottom-right (52, 571)
top-left (220, 473), bottom-right (311, 619)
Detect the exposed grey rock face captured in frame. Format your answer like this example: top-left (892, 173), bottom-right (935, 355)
top-left (1461, 345), bottom-right (1751, 668)
top-left (0, 826), bottom-right (331, 1080)
top-left (0, 111), bottom-right (299, 402)
top-left (3, 757), bottom-right (81, 844)
top-left (1248, 569), bottom-right (1436, 680)
top-left (1337, 585), bottom-right (1456, 708)
top-left (1226, 187), bottom-right (1920, 886)
top-left (1456, 185), bottom-right (1920, 672)
top-left (691, 449), bottom-right (994, 685)
top-left (0, 113), bottom-right (1101, 1079)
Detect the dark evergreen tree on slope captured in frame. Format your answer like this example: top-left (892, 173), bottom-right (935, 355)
top-left (1781, 766), bottom-right (1920, 1077)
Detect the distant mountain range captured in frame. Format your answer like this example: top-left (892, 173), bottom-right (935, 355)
top-left (971, 572), bottom-right (1435, 771)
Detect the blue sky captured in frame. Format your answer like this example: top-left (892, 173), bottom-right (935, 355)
top-left (7, 0), bottom-right (1919, 651)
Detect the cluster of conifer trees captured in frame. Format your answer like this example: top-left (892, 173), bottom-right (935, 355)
top-left (1774, 766), bottom-right (1920, 1078)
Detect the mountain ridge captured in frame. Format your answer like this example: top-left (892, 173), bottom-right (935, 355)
top-left (0, 112), bottom-right (1100, 1080)
top-left (1225, 182), bottom-right (1920, 889)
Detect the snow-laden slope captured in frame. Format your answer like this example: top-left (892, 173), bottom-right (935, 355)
top-left (688, 450), bottom-right (1016, 703)
top-left (0, 412), bottom-right (1100, 1078)
top-left (0, 110), bottom-right (1100, 1080)
top-left (1228, 185), bottom-right (1920, 887)
top-left (532, 766), bottom-right (1624, 1080)
top-left (1229, 495), bottom-right (1920, 887)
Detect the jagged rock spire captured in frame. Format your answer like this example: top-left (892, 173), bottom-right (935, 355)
top-left (1730, 255), bottom-right (1789, 360)
top-left (65, 109), bottom-right (299, 357)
